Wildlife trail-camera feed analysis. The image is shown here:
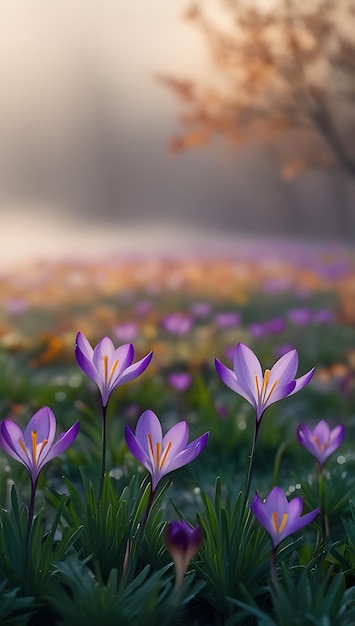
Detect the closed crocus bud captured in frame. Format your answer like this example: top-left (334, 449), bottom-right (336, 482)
top-left (164, 521), bottom-right (203, 590)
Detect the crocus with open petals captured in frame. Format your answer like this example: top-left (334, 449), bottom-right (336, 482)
top-left (75, 332), bottom-right (152, 407)
top-left (0, 406), bottom-right (80, 486)
top-left (297, 420), bottom-right (345, 467)
top-left (164, 520), bottom-right (203, 589)
top-left (251, 486), bottom-right (319, 549)
top-left (215, 342), bottom-right (315, 423)
top-left (125, 410), bottom-right (208, 491)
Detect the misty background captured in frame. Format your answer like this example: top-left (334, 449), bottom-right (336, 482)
top-left (0, 0), bottom-right (354, 263)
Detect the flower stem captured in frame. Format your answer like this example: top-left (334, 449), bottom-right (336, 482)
top-left (243, 420), bottom-right (259, 508)
top-left (26, 478), bottom-right (37, 545)
top-left (98, 404), bottom-right (107, 502)
top-left (317, 462), bottom-right (330, 538)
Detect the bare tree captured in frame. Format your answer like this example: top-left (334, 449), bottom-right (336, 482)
top-left (160, 0), bottom-right (355, 233)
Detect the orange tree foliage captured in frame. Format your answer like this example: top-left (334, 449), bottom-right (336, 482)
top-left (160, 0), bottom-right (355, 181)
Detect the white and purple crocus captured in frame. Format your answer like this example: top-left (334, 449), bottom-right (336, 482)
top-left (75, 332), bottom-right (152, 499)
top-left (75, 332), bottom-right (153, 409)
top-left (0, 406), bottom-right (79, 539)
top-left (125, 409), bottom-right (209, 492)
top-left (297, 420), bottom-right (345, 467)
top-left (251, 486), bottom-right (320, 550)
top-left (215, 342), bottom-right (315, 424)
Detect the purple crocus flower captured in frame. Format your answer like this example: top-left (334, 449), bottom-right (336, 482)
top-left (251, 486), bottom-right (320, 549)
top-left (164, 520), bottom-right (203, 589)
top-left (75, 332), bottom-right (152, 408)
top-left (215, 342), bottom-right (315, 423)
top-left (167, 372), bottom-right (192, 392)
top-left (113, 322), bottom-right (139, 343)
top-left (287, 308), bottom-right (313, 326)
top-left (0, 406), bottom-right (79, 486)
top-left (297, 420), bottom-right (345, 467)
top-left (125, 410), bottom-right (208, 491)
top-left (214, 312), bottom-right (241, 329)
top-left (161, 313), bottom-right (192, 336)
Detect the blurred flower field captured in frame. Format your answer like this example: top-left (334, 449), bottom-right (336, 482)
top-left (0, 240), bottom-right (355, 624)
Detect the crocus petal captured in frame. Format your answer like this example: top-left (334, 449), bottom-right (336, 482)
top-left (251, 493), bottom-right (276, 538)
top-left (285, 508), bottom-right (320, 537)
top-left (23, 407), bottom-right (56, 449)
top-left (93, 337), bottom-right (116, 368)
top-left (0, 420), bottom-right (31, 470)
top-left (44, 421), bottom-right (80, 465)
top-left (268, 350), bottom-right (298, 388)
top-left (135, 410), bottom-right (162, 451)
top-left (125, 425), bottom-right (150, 468)
top-left (329, 424), bottom-right (345, 449)
top-left (262, 380), bottom-right (296, 412)
top-left (75, 346), bottom-right (102, 387)
top-left (215, 359), bottom-right (256, 407)
top-left (233, 343), bottom-right (263, 396)
top-left (264, 486), bottom-right (288, 516)
top-left (287, 496), bottom-right (303, 520)
top-left (110, 344), bottom-right (135, 379)
top-left (290, 368), bottom-right (315, 394)
top-left (312, 420), bottom-right (331, 442)
top-left (114, 352), bottom-right (152, 387)
top-left (162, 421), bottom-right (189, 458)
top-left (75, 332), bottom-right (94, 359)
top-left (164, 433), bottom-right (209, 473)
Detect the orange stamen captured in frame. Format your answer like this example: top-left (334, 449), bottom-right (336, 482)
top-left (261, 369), bottom-right (270, 398)
top-left (19, 439), bottom-right (30, 461)
top-left (31, 431), bottom-right (37, 465)
top-left (147, 433), bottom-right (154, 459)
top-left (108, 360), bottom-right (119, 384)
top-left (156, 442), bottom-right (161, 468)
top-left (272, 511), bottom-right (288, 534)
top-left (312, 435), bottom-right (325, 452)
top-left (255, 374), bottom-right (261, 398)
top-left (264, 379), bottom-right (279, 404)
top-left (159, 441), bottom-right (172, 469)
top-left (103, 356), bottom-right (109, 384)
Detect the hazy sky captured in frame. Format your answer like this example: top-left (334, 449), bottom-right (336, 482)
top-left (0, 0), bottom-right (353, 262)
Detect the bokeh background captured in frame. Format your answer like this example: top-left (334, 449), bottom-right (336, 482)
top-left (1, 0), bottom-right (354, 265)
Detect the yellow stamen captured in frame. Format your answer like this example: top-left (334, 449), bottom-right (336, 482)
top-left (156, 442), bottom-right (161, 469)
top-left (255, 374), bottom-right (261, 398)
top-left (264, 379), bottom-right (279, 404)
top-left (261, 369), bottom-right (271, 399)
top-left (312, 435), bottom-right (326, 452)
top-left (38, 438), bottom-right (49, 458)
top-left (19, 439), bottom-right (30, 461)
top-left (147, 434), bottom-right (172, 470)
top-left (159, 441), bottom-right (172, 469)
top-left (103, 355), bottom-right (109, 384)
top-left (255, 369), bottom-right (279, 404)
top-left (272, 511), bottom-right (288, 534)
top-left (108, 360), bottom-right (119, 384)
top-left (31, 431), bottom-right (37, 465)
top-left (147, 433), bottom-right (154, 459)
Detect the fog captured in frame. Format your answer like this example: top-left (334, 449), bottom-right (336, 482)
top-left (0, 0), bottom-right (354, 264)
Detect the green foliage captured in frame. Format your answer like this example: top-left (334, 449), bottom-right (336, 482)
top-left (47, 556), bottom-right (201, 626)
top-left (0, 485), bottom-right (82, 600)
top-left (47, 472), bottom-right (171, 582)
top-left (0, 581), bottom-right (35, 626)
top-left (193, 477), bottom-right (271, 620)
top-left (231, 559), bottom-right (355, 625)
